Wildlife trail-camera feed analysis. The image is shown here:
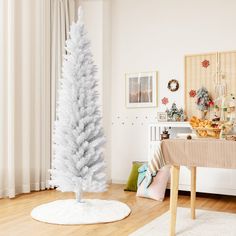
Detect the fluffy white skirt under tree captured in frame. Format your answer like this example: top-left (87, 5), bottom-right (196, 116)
top-left (31, 199), bottom-right (131, 225)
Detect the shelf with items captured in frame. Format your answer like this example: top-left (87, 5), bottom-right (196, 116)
top-left (149, 121), bottom-right (191, 142)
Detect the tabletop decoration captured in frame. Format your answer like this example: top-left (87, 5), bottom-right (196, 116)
top-left (166, 103), bottom-right (184, 121)
top-left (196, 87), bottom-right (212, 119)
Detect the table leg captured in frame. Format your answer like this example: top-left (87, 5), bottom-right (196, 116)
top-left (191, 166), bottom-right (196, 219)
top-left (170, 165), bottom-right (180, 236)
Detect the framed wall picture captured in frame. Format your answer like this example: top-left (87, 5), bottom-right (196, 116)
top-left (157, 112), bottom-right (168, 122)
top-left (125, 71), bottom-right (158, 108)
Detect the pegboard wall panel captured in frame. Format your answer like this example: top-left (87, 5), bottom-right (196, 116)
top-left (219, 51), bottom-right (236, 95)
top-left (185, 52), bottom-right (217, 118)
top-left (185, 51), bottom-right (236, 118)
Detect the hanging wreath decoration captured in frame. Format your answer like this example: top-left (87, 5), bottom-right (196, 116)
top-left (167, 79), bottom-right (179, 92)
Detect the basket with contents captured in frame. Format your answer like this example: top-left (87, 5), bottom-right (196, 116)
top-left (190, 116), bottom-right (221, 138)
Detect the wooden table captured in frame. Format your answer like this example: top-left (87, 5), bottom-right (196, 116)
top-left (161, 139), bottom-right (236, 236)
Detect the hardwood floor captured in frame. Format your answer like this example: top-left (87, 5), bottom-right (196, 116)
top-left (0, 184), bottom-right (235, 236)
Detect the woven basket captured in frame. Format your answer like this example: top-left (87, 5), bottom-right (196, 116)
top-left (192, 127), bottom-right (221, 139)
top-left (225, 135), bottom-right (236, 141)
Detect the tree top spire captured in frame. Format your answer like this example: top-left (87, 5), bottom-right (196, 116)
top-left (78, 6), bottom-right (84, 24)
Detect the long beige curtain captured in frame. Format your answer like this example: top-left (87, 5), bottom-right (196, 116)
top-left (0, 0), bottom-right (51, 198)
top-left (0, 0), bottom-right (79, 198)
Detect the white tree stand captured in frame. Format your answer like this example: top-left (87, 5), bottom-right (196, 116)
top-left (31, 199), bottom-right (131, 225)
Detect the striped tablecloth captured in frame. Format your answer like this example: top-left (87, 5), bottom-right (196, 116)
top-left (149, 141), bottom-right (167, 173)
top-left (161, 139), bottom-right (236, 169)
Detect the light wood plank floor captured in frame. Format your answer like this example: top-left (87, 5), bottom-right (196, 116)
top-left (0, 184), bottom-right (235, 236)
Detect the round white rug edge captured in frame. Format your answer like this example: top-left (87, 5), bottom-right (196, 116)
top-left (31, 199), bottom-right (131, 225)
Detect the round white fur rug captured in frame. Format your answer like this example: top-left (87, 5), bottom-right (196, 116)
top-left (31, 199), bottom-right (131, 225)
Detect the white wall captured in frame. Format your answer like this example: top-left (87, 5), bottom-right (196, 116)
top-left (111, 0), bottom-right (236, 182)
top-left (81, 0), bottom-right (236, 183)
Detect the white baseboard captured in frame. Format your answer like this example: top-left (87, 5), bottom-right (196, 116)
top-left (167, 183), bottom-right (236, 196)
top-left (110, 180), bottom-right (236, 196)
top-left (111, 179), bottom-right (126, 184)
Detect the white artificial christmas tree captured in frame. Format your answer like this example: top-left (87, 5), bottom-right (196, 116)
top-left (50, 7), bottom-right (107, 203)
top-left (31, 7), bottom-right (130, 225)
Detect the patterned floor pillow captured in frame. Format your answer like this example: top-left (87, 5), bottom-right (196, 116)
top-left (136, 165), bottom-right (170, 201)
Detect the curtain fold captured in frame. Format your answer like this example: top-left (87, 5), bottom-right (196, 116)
top-left (0, 0), bottom-right (51, 198)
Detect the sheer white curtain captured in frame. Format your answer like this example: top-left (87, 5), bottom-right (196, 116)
top-left (0, 0), bottom-right (51, 198)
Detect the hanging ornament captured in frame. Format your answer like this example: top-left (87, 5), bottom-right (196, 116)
top-left (201, 60), bottom-right (210, 68)
top-left (167, 79), bottom-right (179, 92)
top-left (189, 89), bottom-right (196, 98)
top-left (161, 97), bottom-right (169, 105)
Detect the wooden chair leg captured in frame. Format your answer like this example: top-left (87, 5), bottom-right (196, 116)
top-left (191, 166), bottom-right (196, 219)
top-left (170, 165), bottom-right (180, 236)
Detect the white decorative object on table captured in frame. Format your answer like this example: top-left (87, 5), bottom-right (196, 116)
top-left (31, 7), bottom-right (130, 224)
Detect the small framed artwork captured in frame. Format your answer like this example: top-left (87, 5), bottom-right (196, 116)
top-left (157, 112), bottom-right (167, 122)
top-left (126, 71), bottom-right (158, 108)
